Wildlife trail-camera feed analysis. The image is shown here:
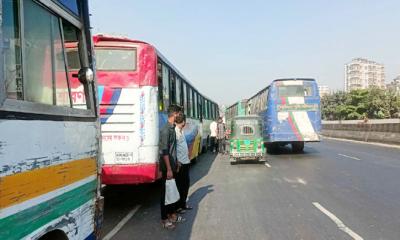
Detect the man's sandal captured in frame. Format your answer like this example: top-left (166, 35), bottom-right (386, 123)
top-left (176, 208), bottom-right (186, 214)
top-left (170, 215), bottom-right (186, 223)
top-left (161, 220), bottom-right (175, 230)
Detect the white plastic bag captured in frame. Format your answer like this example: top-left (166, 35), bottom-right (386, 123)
top-left (165, 179), bottom-right (180, 205)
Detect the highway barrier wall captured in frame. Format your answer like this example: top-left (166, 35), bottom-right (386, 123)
top-left (322, 119), bottom-right (400, 145)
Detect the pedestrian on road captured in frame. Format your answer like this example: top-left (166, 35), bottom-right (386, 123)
top-left (216, 117), bottom-right (226, 154)
top-left (175, 113), bottom-right (193, 213)
top-left (159, 104), bottom-right (184, 230)
top-left (210, 119), bottom-right (218, 153)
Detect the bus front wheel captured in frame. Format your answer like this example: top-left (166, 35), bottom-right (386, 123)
top-left (291, 142), bottom-right (304, 153)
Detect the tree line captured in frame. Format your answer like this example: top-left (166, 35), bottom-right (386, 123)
top-left (321, 88), bottom-right (400, 120)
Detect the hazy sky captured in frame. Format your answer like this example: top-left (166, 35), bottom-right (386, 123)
top-left (90, 0), bottom-right (400, 106)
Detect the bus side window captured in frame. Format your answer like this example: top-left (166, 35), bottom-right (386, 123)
top-left (182, 82), bottom-right (187, 114)
top-left (162, 64), bottom-right (170, 110)
top-left (4, 0), bottom-right (80, 108)
top-left (175, 77), bottom-right (182, 106)
top-left (169, 71), bottom-right (176, 105)
top-left (194, 91), bottom-right (198, 119)
top-left (157, 62), bottom-right (163, 110)
top-left (188, 87), bottom-right (193, 117)
top-left (3, 0), bottom-right (23, 100)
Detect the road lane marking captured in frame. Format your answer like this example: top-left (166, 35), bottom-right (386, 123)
top-left (323, 136), bottom-right (400, 149)
top-left (338, 154), bottom-right (361, 161)
top-left (283, 177), bottom-right (307, 185)
top-left (297, 178), bottom-right (307, 185)
top-left (264, 163), bottom-right (271, 168)
top-left (102, 205), bottom-right (141, 240)
top-left (313, 202), bottom-right (364, 240)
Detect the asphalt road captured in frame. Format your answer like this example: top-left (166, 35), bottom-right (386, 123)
top-left (100, 139), bottom-right (400, 240)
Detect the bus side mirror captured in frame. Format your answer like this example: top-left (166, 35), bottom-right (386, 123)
top-left (77, 67), bottom-right (94, 84)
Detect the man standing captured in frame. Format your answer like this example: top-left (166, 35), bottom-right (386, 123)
top-left (216, 117), bottom-right (226, 154)
top-left (209, 119), bottom-right (218, 153)
top-left (159, 105), bottom-right (182, 229)
top-left (175, 113), bottom-right (193, 213)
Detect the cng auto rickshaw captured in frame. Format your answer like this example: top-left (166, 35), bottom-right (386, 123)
top-left (229, 115), bottom-right (266, 164)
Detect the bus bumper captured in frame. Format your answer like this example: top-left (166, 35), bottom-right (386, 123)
top-left (101, 163), bottom-right (160, 185)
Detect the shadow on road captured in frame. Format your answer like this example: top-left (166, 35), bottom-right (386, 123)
top-left (100, 151), bottom-right (217, 239)
top-left (267, 145), bottom-right (320, 156)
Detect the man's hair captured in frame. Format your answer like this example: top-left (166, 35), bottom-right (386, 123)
top-left (167, 104), bottom-right (182, 117)
top-left (175, 113), bottom-right (186, 124)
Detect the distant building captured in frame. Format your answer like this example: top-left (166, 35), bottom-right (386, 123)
top-left (344, 58), bottom-right (385, 92)
top-left (386, 76), bottom-right (400, 95)
top-left (318, 85), bottom-right (330, 97)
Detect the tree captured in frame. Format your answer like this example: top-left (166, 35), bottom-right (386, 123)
top-left (321, 87), bottom-right (400, 120)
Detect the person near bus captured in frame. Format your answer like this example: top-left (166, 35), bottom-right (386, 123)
top-left (210, 119), bottom-right (218, 153)
top-left (216, 117), bottom-right (227, 154)
top-left (159, 104), bottom-right (184, 229)
top-left (175, 113), bottom-right (193, 213)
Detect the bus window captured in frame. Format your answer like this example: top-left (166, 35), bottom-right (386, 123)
top-left (54, 19), bottom-right (71, 107)
top-left (188, 87), bottom-right (193, 117)
top-left (194, 91), bottom-right (198, 119)
top-left (176, 77), bottom-right (181, 106)
top-left (198, 95), bottom-right (203, 120)
top-left (157, 62), bottom-right (163, 110)
top-left (23, 1), bottom-right (56, 105)
top-left (95, 49), bottom-right (136, 71)
top-left (278, 84), bottom-right (314, 97)
top-left (4, 0), bottom-right (23, 100)
top-left (169, 71), bottom-right (176, 105)
top-left (162, 64), bottom-right (170, 110)
top-left (204, 99), bottom-right (208, 119)
top-left (63, 19), bottom-right (86, 109)
top-left (183, 82), bottom-right (187, 114)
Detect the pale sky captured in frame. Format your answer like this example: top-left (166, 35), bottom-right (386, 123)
top-left (90, 0), bottom-right (400, 105)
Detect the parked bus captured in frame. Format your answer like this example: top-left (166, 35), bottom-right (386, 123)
top-left (225, 99), bottom-right (247, 120)
top-left (72, 35), bottom-right (218, 185)
top-left (225, 99), bottom-right (248, 138)
top-left (247, 78), bottom-right (321, 152)
top-left (0, 1), bottom-right (103, 240)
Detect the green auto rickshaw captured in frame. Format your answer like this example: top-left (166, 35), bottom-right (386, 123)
top-left (229, 115), bottom-right (266, 165)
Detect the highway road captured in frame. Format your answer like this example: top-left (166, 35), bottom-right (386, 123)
top-left (100, 138), bottom-right (400, 240)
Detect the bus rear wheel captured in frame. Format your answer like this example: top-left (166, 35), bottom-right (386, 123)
top-left (266, 143), bottom-right (279, 154)
top-left (291, 142), bottom-right (304, 153)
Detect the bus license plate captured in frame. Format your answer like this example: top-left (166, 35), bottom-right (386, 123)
top-left (115, 152), bottom-right (133, 163)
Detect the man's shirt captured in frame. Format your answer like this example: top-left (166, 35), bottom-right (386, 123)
top-left (159, 121), bottom-right (177, 173)
top-left (175, 127), bottom-right (190, 164)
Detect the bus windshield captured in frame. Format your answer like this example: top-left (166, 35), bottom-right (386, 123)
top-left (278, 84), bottom-right (314, 97)
top-left (95, 49), bottom-right (137, 71)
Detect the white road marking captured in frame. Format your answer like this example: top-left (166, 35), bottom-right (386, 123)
top-left (102, 205), bottom-right (141, 240)
top-left (313, 202), bottom-right (364, 240)
top-left (283, 177), bottom-right (307, 185)
top-left (338, 154), bottom-right (361, 161)
top-left (297, 178), bottom-right (307, 185)
top-left (323, 136), bottom-right (400, 149)
top-left (283, 177), bottom-right (296, 183)
top-left (265, 163), bottom-right (271, 168)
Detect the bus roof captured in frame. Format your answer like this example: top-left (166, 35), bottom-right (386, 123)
top-left (273, 78), bottom-right (316, 82)
top-left (93, 34), bottom-right (218, 105)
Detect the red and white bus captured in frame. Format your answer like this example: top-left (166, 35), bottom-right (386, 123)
top-left (77, 35), bottom-right (219, 185)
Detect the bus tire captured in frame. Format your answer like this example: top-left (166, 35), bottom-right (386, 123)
top-left (292, 142), bottom-right (304, 153)
top-left (38, 230), bottom-right (68, 240)
top-left (266, 143), bottom-right (278, 154)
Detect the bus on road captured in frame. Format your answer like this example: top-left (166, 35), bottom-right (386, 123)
top-left (82, 35), bottom-right (219, 185)
top-left (225, 99), bottom-right (248, 137)
top-left (1, 1), bottom-right (103, 240)
top-left (247, 78), bottom-right (321, 152)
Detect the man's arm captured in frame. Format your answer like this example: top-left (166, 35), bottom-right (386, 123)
top-left (160, 127), bottom-right (173, 179)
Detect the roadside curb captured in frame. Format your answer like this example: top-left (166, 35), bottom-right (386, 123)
top-left (322, 136), bottom-right (400, 149)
